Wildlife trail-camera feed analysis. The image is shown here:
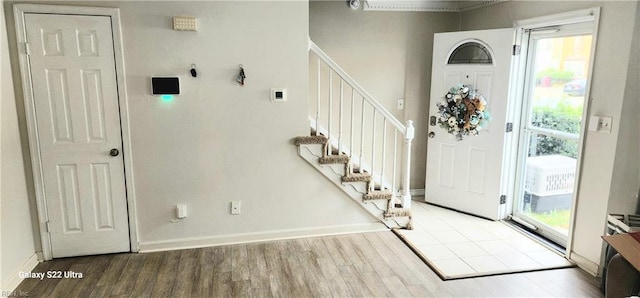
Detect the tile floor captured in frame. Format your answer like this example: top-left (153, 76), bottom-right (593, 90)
top-left (396, 199), bottom-right (573, 280)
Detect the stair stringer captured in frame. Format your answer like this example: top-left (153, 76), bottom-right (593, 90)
top-left (298, 144), bottom-right (409, 229)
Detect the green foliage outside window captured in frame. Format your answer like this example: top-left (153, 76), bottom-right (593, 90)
top-left (530, 103), bottom-right (582, 158)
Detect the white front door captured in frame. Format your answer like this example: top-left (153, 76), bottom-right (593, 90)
top-left (25, 13), bottom-right (130, 257)
top-left (425, 29), bottom-right (513, 220)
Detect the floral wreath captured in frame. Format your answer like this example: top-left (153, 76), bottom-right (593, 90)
top-left (436, 84), bottom-right (491, 140)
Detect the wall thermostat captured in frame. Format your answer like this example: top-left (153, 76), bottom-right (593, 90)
top-left (270, 88), bottom-right (287, 102)
top-left (151, 77), bottom-right (180, 95)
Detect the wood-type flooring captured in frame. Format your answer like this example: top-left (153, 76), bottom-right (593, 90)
top-left (13, 231), bottom-right (602, 297)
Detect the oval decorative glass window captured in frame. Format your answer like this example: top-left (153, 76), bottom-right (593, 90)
top-left (447, 42), bottom-right (493, 64)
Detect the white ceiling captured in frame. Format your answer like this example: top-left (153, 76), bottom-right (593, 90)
top-left (363, 0), bottom-right (508, 12)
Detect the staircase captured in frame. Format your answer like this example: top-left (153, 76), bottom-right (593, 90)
top-left (293, 40), bottom-right (415, 229)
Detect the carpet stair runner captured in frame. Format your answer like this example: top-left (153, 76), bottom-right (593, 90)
top-left (294, 134), bottom-right (412, 229)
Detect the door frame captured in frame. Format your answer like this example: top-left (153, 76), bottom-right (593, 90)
top-left (508, 7), bottom-right (601, 257)
top-left (13, 4), bottom-right (139, 260)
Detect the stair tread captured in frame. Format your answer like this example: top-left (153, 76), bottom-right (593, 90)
top-left (342, 173), bottom-right (372, 183)
top-left (319, 155), bottom-right (349, 164)
top-left (363, 191), bottom-right (393, 201)
top-left (294, 135), bottom-right (328, 145)
top-left (384, 208), bottom-right (412, 218)
top-left (294, 131), bottom-right (412, 229)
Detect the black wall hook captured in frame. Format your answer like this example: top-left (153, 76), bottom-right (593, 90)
top-left (236, 64), bottom-right (246, 86)
top-left (190, 64), bottom-right (197, 77)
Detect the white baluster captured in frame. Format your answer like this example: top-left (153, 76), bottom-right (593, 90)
top-left (381, 119), bottom-right (387, 191)
top-left (392, 130), bottom-right (398, 199)
top-left (401, 120), bottom-right (415, 208)
top-left (316, 58), bottom-right (320, 135)
top-left (371, 111), bottom-right (376, 192)
top-left (350, 89), bottom-right (355, 170)
top-left (327, 71), bottom-right (333, 156)
top-left (338, 80), bottom-right (344, 155)
top-left (359, 100), bottom-right (365, 173)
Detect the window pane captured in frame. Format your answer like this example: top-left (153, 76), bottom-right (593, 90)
top-left (529, 35), bottom-right (592, 133)
top-left (521, 133), bottom-right (578, 236)
top-left (528, 132), bottom-right (579, 159)
top-left (447, 42), bottom-right (492, 64)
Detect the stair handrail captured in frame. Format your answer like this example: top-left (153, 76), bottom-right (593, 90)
top-left (308, 39), bottom-right (415, 208)
top-left (309, 40), bottom-right (407, 135)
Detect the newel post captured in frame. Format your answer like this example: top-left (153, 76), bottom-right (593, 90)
top-left (401, 120), bottom-right (414, 208)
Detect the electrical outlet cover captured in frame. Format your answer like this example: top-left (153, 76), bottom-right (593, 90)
top-left (176, 204), bottom-right (187, 218)
top-left (231, 201), bottom-right (241, 215)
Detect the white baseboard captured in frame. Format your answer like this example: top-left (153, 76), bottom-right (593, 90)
top-left (139, 222), bottom-right (389, 253)
top-left (570, 251), bottom-right (599, 276)
top-left (1, 253), bottom-right (39, 292)
top-left (410, 189), bottom-right (425, 196)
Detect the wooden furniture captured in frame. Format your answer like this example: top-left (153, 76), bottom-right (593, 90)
top-left (602, 232), bottom-right (640, 272)
top-left (602, 232), bottom-right (640, 297)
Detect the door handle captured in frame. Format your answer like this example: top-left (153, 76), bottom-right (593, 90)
top-left (428, 132), bottom-right (435, 138)
top-left (109, 148), bottom-right (120, 157)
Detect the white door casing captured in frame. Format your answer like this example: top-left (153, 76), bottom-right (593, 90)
top-left (20, 12), bottom-right (130, 258)
top-left (425, 29), bottom-right (513, 220)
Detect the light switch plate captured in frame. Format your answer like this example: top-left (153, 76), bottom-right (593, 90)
top-left (588, 116), bottom-right (599, 132)
top-left (397, 98), bottom-right (405, 110)
top-left (590, 115), bottom-right (613, 133)
top-left (598, 116), bottom-right (612, 133)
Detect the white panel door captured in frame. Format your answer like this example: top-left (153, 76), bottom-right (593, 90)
top-left (25, 13), bottom-right (130, 257)
top-left (425, 29), bottom-right (513, 220)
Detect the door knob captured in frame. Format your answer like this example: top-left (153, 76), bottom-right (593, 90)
top-left (109, 148), bottom-right (120, 157)
top-left (428, 132), bottom-right (435, 138)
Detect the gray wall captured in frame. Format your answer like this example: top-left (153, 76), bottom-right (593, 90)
top-left (0, 2), bottom-right (37, 288)
top-left (609, 2), bottom-right (640, 217)
top-left (2, 0), bottom-right (380, 284)
top-left (310, 1), bottom-right (461, 189)
top-left (110, 1), bottom-right (379, 244)
top-left (460, 0), bottom-right (640, 271)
